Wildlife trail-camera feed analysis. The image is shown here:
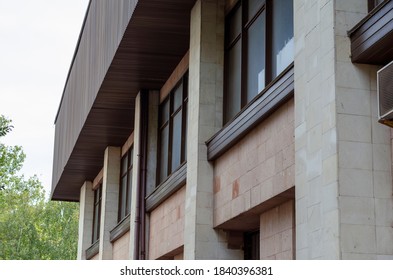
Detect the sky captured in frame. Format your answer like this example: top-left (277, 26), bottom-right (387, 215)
top-left (0, 0), bottom-right (90, 196)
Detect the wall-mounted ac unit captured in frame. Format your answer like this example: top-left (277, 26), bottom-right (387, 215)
top-left (377, 60), bottom-right (393, 127)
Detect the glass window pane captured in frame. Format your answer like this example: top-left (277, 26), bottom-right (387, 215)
top-left (126, 169), bottom-right (133, 215)
top-left (173, 81), bottom-right (183, 112)
top-left (183, 104), bottom-right (188, 162)
top-left (171, 110), bottom-right (182, 172)
top-left (129, 148), bottom-right (133, 167)
top-left (121, 154), bottom-right (128, 175)
top-left (183, 75), bottom-right (188, 98)
top-left (159, 125), bottom-right (169, 183)
top-left (93, 187), bottom-right (101, 243)
top-left (160, 99), bottom-right (169, 126)
top-left (227, 3), bottom-right (242, 46)
top-left (272, 0), bottom-right (294, 78)
top-left (120, 176), bottom-right (127, 219)
top-left (247, 11), bottom-right (265, 102)
top-left (93, 210), bottom-right (99, 242)
top-left (225, 40), bottom-right (242, 123)
top-left (247, 0), bottom-right (263, 21)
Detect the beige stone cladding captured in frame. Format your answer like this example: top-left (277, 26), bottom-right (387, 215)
top-left (260, 200), bottom-right (295, 260)
top-left (90, 253), bottom-right (99, 260)
top-left (214, 99), bottom-right (295, 227)
top-left (77, 181), bottom-right (94, 260)
top-left (112, 231), bottom-right (130, 260)
top-left (294, 0), bottom-right (393, 259)
top-left (148, 186), bottom-right (186, 259)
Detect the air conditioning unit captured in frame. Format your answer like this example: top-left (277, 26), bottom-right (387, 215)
top-left (377, 60), bottom-right (393, 127)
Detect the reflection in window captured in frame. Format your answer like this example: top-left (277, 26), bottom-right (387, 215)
top-left (92, 184), bottom-right (102, 243)
top-left (247, 11), bottom-right (265, 102)
top-left (224, 0), bottom-right (294, 124)
top-left (272, 0), bottom-right (294, 78)
top-left (158, 73), bottom-right (188, 184)
top-left (368, 0), bottom-right (385, 12)
top-left (225, 38), bottom-right (242, 121)
top-left (118, 147), bottom-right (133, 222)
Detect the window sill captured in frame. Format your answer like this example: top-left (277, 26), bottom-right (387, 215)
top-left (348, 0), bottom-right (393, 64)
top-left (146, 163), bottom-right (187, 212)
top-left (86, 240), bottom-right (99, 260)
top-left (110, 214), bottom-right (131, 243)
top-left (207, 64), bottom-right (294, 161)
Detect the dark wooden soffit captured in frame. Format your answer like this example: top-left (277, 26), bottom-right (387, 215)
top-left (52, 0), bottom-right (196, 201)
top-left (206, 64), bottom-right (294, 161)
top-left (349, 0), bottom-right (393, 65)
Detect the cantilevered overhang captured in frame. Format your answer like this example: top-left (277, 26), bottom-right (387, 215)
top-left (349, 0), bottom-right (393, 65)
top-left (52, 0), bottom-right (196, 201)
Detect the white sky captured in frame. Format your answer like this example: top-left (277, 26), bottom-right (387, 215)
top-left (0, 0), bottom-right (90, 196)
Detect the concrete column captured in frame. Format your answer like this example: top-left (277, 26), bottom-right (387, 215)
top-left (146, 90), bottom-right (159, 197)
top-left (294, 0), bottom-right (340, 260)
top-left (127, 90), bottom-right (157, 259)
top-left (294, 0), bottom-right (393, 259)
top-left (185, 0), bottom-right (238, 259)
top-left (128, 92), bottom-right (141, 259)
top-left (77, 181), bottom-right (94, 260)
top-left (144, 90), bottom-right (159, 259)
top-left (334, 0), bottom-right (393, 260)
top-left (98, 146), bottom-right (120, 259)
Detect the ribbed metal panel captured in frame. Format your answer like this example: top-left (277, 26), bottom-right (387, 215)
top-left (52, 0), bottom-right (195, 201)
top-left (377, 60), bottom-right (393, 127)
top-left (52, 0), bottom-right (137, 200)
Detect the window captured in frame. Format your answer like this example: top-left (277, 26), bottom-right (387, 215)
top-left (368, 0), bottom-right (385, 11)
top-left (224, 0), bottom-right (294, 123)
top-left (244, 230), bottom-right (260, 260)
top-left (92, 184), bottom-right (102, 243)
top-left (118, 147), bottom-right (133, 221)
top-left (158, 73), bottom-right (188, 184)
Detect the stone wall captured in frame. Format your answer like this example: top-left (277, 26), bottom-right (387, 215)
top-left (149, 186), bottom-right (186, 259)
top-left (214, 99), bottom-right (295, 227)
top-left (260, 200), bottom-right (295, 260)
top-left (112, 231), bottom-right (130, 260)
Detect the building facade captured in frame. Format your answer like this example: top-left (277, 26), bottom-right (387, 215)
top-left (52, 0), bottom-right (393, 260)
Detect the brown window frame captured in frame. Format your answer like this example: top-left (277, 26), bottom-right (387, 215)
top-left (92, 184), bottom-right (102, 244)
top-left (224, 0), bottom-right (294, 124)
top-left (157, 72), bottom-right (188, 185)
top-left (118, 146), bottom-right (133, 222)
top-left (368, 0), bottom-right (385, 12)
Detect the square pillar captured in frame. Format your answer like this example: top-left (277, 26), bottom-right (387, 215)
top-left (77, 181), bottom-right (94, 260)
top-left (184, 0), bottom-right (240, 259)
top-left (98, 146), bottom-right (120, 259)
top-left (128, 92), bottom-right (141, 259)
top-left (294, 0), bottom-right (393, 259)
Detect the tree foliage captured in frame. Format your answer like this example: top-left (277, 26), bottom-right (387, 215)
top-left (0, 116), bottom-right (13, 137)
top-left (0, 115), bottom-right (79, 259)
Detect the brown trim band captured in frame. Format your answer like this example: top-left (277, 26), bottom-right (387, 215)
top-left (160, 51), bottom-right (189, 103)
top-left (92, 169), bottom-right (103, 190)
top-left (110, 214), bottom-right (131, 243)
top-left (146, 163), bottom-right (187, 212)
top-left (86, 240), bottom-right (99, 260)
top-left (348, 0), bottom-right (393, 64)
top-left (207, 64), bottom-right (294, 161)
